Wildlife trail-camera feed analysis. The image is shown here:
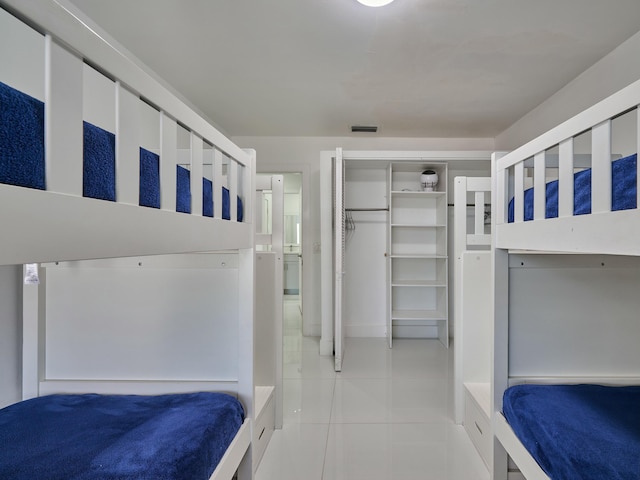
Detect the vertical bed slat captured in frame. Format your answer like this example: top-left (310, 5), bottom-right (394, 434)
top-left (591, 120), bottom-right (612, 213)
top-left (116, 83), bottom-right (139, 205)
top-left (22, 266), bottom-right (42, 401)
top-left (160, 113), bottom-right (177, 211)
top-left (474, 191), bottom-right (484, 234)
top-left (243, 150), bottom-right (256, 224)
top-left (229, 160), bottom-right (238, 222)
top-left (213, 150), bottom-right (223, 219)
top-left (558, 138), bottom-right (574, 217)
top-left (494, 159), bottom-right (506, 225)
top-left (533, 152), bottom-right (546, 221)
top-left (514, 162), bottom-right (525, 222)
top-left (45, 36), bottom-right (83, 196)
top-left (190, 133), bottom-right (203, 216)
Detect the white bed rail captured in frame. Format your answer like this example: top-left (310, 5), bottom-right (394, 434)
top-left (454, 177), bottom-right (492, 250)
top-left (453, 176), bottom-right (492, 424)
top-left (494, 77), bottom-right (640, 255)
top-left (0, 0), bottom-right (254, 265)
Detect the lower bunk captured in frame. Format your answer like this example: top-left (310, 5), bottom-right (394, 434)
top-left (0, 392), bottom-right (249, 480)
top-left (9, 252), bottom-right (255, 480)
top-left (496, 384), bottom-right (640, 480)
top-left (492, 253), bottom-right (640, 480)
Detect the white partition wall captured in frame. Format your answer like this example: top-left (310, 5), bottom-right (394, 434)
top-left (255, 174), bottom-right (284, 428)
top-left (24, 255), bottom-right (243, 397)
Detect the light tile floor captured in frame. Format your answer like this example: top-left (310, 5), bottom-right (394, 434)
top-left (256, 297), bottom-right (489, 480)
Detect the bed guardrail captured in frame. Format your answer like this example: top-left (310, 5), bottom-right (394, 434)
top-left (494, 78), bottom-right (640, 255)
top-left (0, 1), bottom-right (254, 264)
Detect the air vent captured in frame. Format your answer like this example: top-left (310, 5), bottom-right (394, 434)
top-left (351, 125), bottom-right (378, 133)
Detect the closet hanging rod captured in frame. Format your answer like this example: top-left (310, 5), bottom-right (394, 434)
top-left (345, 207), bottom-right (389, 212)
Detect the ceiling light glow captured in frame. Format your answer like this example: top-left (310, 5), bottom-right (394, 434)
top-left (356, 0), bottom-right (395, 7)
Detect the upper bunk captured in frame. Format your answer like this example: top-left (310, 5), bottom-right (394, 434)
top-left (494, 76), bottom-right (640, 255)
top-left (0, 0), bottom-right (254, 266)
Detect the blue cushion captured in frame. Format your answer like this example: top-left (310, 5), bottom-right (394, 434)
top-left (203, 177), bottom-right (213, 217)
top-left (139, 148), bottom-right (160, 208)
top-left (176, 165), bottom-right (191, 213)
top-left (83, 121), bottom-right (116, 201)
top-left (508, 153), bottom-right (637, 222)
top-left (0, 81), bottom-right (45, 190)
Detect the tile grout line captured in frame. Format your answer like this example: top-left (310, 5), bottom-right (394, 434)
top-left (319, 372), bottom-right (337, 480)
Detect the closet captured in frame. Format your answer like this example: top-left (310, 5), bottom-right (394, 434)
top-left (321, 149), bottom-right (489, 371)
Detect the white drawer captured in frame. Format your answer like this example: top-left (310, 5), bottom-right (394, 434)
top-left (464, 390), bottom-right (490, 468)
top-left (253, 392), bottom-right (275, 472)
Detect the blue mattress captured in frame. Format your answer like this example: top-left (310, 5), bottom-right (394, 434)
top-left (503, 384), bottom-right (640, 479)
top-left (508, 153), bottom-right (637, 222)
top-left (0, 392), bottom-right (244, 480)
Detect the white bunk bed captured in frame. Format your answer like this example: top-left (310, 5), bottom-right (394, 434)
top-left (253, 174), bottom-right (285, 470)
top-left (452, 176), bottom-right (492, 469)
top-left (492, 77), bottom-right (640, 480)
top-left (0, 1), bottom-right (256, 479)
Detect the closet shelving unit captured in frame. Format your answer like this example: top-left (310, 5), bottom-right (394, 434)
top-left (388, 163), bottom-right (449, 347)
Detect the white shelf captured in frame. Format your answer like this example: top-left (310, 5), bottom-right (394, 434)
top-left (391, 190), bottom-right (446, 197)
top-left (390, 254), bottom-right (448, 259)
top-left (392, 309), bottom-right (447, 321)
top-left (391, 279), bottom-right (446, 287)
top-left (391, 223), bottom-right (446, 228)
top-left (255, 385), bottom-right (275, 417)
top-left (464, 382), bottom-right (491, 418)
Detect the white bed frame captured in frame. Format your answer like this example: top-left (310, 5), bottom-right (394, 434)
top-left (452, 176), bottom-right (492, 469)
top-left (453, 176), bottom-right (492, 421)
top-left (1, 1), bottom-right (256, 479)
top-left (492, 77), bottom-right (640, 480)
top-left (253, 174), bottom-right (284, 471)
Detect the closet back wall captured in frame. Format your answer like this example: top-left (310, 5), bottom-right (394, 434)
top-left (344, 166), bottom-right (388, 337)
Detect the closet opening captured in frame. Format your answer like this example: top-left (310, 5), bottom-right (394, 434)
top-left (258, 170), bottom-right (305, 371)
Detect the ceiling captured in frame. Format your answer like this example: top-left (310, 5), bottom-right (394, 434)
top-left (68, 0), bottom-right (640, 139)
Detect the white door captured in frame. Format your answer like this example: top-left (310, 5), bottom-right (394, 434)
top-left (334, 148), bottom-right (346, 372)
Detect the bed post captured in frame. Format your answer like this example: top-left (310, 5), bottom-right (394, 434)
top-left (491, 152), bottom-right (509, 480)
top-left (453, 176), bottom-right (468, 425)
top-left (236, 149), bottom-right (256, 480)
top-left (22, 264), bottom-right (46, 400)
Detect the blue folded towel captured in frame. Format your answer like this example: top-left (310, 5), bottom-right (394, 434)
top-left (176, 165), bottom-right (191, 213)
top-left (220, 187), bottom-right (244, 221)
top-left (0, 81), bottom-right (45, 190)
top-left (203, 177), bottom-right (213, 217)
top-left (83, 121), bottom-right (116, 201)
top-left (140, 147), bottom-right (160, 208)
top-left (508, 153), bottom-right (637, 222)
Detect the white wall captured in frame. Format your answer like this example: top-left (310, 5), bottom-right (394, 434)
top-left (496, 30), bottom-right (640, 150)
top-left (0, 266), bottom-right (22, 408)
top-left (232, 136), bottom-right (494, 337)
